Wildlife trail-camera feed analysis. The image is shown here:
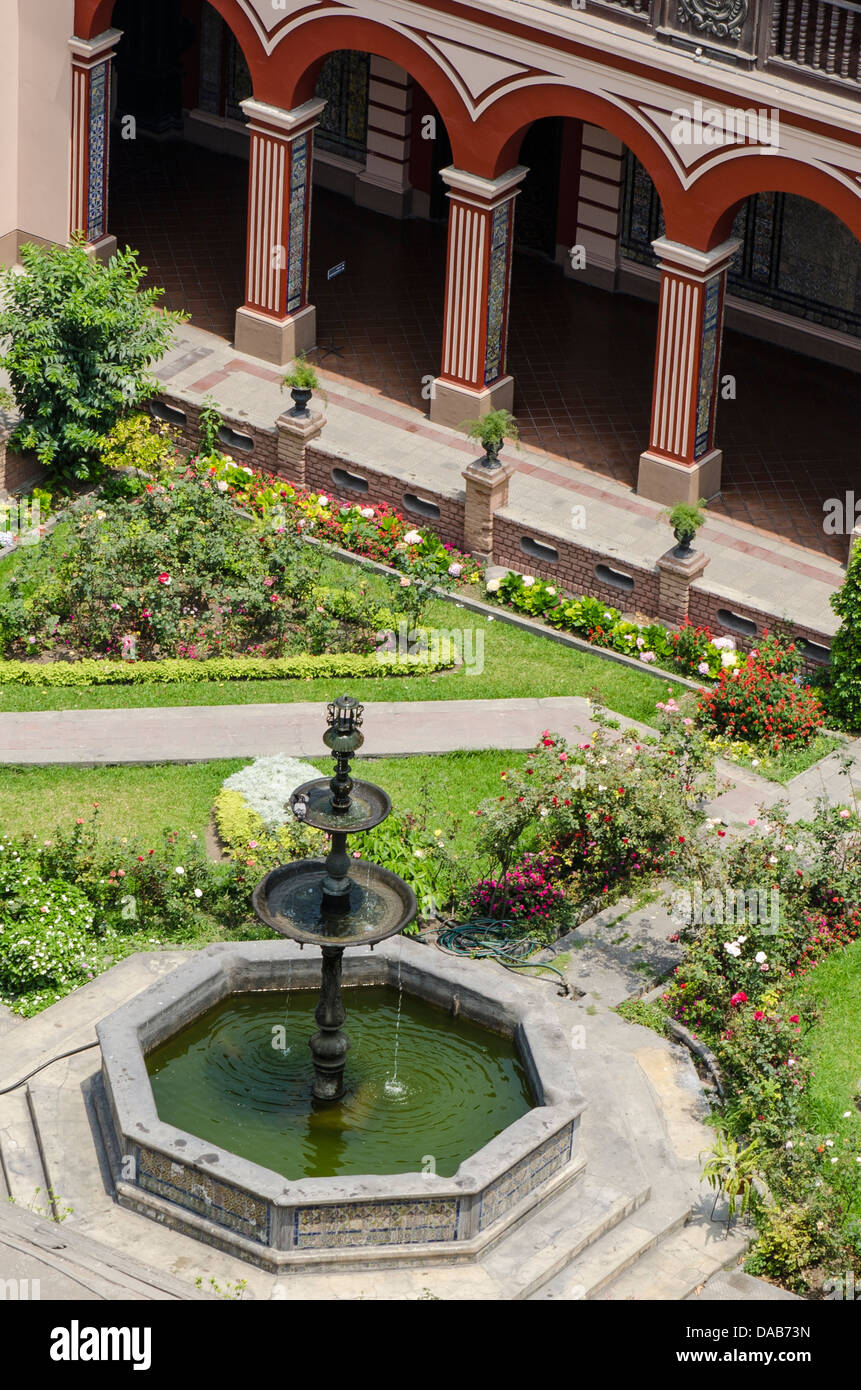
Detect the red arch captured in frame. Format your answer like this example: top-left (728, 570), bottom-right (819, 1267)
top-left (472, 84), bottom-right (681, 226)
top-left (262, 17), bottom-right (473, 162)
top-left (74, 0), bottom-right (264, 83)
top-left (684, 153), bottom-right (861, 248)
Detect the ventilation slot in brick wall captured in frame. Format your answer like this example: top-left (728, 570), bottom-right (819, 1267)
top-left (520, 537), bottom-right (559, 564)
top-left (717, 609), bottom-right (758, 637)
top-left (218, 426), bottom-right (254, 454)
top-left (331, 467), bottom-right (369, 494)
top-left (150, 400), bottom-right (187, 427)
top-left (595, 563), bottom-right (634, 593)
top-left (403, 493), bottom-right (441, 521)
top-left (800, 639), bottom-right (831, 665)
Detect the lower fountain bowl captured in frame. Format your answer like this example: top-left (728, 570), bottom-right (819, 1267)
top-left (252, 858), bottom-right (417, 947)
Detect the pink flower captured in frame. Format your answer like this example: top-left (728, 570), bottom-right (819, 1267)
top-left (157, 572), bottom-right (171, 586)
top-left (839, 809), bottom-right (851, 819)
top-left (729, 991), bottom-right (748, 1006)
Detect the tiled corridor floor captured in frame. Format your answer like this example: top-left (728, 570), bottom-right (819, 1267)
top-left (110, 139), bottom-right (859, 562)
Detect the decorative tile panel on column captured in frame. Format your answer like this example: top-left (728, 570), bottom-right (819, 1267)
top-left (234, 97), bottom-right (326, 368)
top-left (637, 236), bottom-right (740, 507)
top-left (69, 30), bottom-right (122, 260)
top-left (430, 166), bottom-right (526, 430)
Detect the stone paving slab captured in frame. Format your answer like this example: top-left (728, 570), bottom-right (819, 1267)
top-left (0, 1202), bottom-right (213, 1300)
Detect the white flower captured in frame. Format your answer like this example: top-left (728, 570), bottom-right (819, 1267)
top-left (713, 637), bottom-right (735, 651)
top-left (522, 576), bottom-right (535, 587)
top-left (751, 759), bottom-right (759, 767)
top-left (448, 562), bottom-right (463, 577)
top-left (755, 951), bottom-right (767, 964)
top-left (403, 529), bottom-right (422, 545)
top-left (737, 935), bottom-right (747, 944)
top-left (485, 578), bottom-right (500, 593)
top-left (785, 1141), bottom-right (793, 1150)
top-left (825, 1139), bottom-right (834, 1147)
top-left (598, 785), bottom-right (607, 792)
top-left (546, 587), bottom-right (556, 596)
top-left (723, 942), bottom-right (742, 958)
top-left (317, 494), bottom-right (329, 507)
top-left (360, 507), bottom-right (375, 519)
top-left (242, 466), bottom-right (253, 476)
top-left (843, 1111), bottom-right (852, 1118)
top-left (768, 855), bottom-right (778, 865)
top-left (95, 509), bottom-right (107, 521)
top-left (216, 480), bottom-right (228, 492)
top-left (697, 661), bottom-right (710, 675)
top-left (193, 888), bottom-right (203, 898)
top-left (174, 866), bottom-right (185, 875)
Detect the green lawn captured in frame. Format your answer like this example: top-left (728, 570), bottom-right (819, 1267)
top-left (0, 540), bottom-right (675, 722)
top-left (0, 750), bottom-right (518, 851)
top-left (792, 938), bottom-right (861, 1136)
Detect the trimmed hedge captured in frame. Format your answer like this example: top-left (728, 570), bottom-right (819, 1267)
top-left (0, 651), bottom-right (455, 687)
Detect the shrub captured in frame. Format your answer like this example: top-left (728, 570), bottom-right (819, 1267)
top-left (97, 412), bottom-right (180, 489)
top-left (464, 852), bottom-right (564, 926)
top-left (750, 629), bottom-right (803, 679)
top-left (0, 845), bottom-right (104, 994)
top-left (697, 654), bottom-right (824, 753)
top-left (0, 652), bottom-right (455, 686)
top-left (0, 238), bottom-right (184, 481)
top-left (828, 537), bottom-right (861, 730)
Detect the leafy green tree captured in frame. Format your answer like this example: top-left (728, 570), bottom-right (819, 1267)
top-left (828, 537), bottom-right (861, 730)
top-left (0, 236), bottom-right (186, 481)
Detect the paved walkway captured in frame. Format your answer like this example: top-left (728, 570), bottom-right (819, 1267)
top-left (2, 693), bottom-right (859, 825)
top-left (156, 320), bottom-right (843, 639)
top-left (0, 696), bottom-right (651, 765)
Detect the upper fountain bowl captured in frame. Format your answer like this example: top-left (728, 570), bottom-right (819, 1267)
top-left (289, 777), bottom-right (391, 833)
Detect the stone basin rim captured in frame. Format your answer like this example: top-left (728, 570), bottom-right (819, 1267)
top-left (97, 937), bottom-right (585, 1208)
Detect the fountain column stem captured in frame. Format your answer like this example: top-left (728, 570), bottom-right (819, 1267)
top-left (309, 946), bottom-right (350, 1101)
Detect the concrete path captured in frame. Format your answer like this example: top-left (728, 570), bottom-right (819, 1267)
top-left (158, 322), bottom-right (843, 638)
top-left (0, 695), bottom-right (652, 765)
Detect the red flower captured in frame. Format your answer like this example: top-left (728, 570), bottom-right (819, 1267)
top-left (729, 991), bottom-right (748, 1006)
top-left (157, 572), bottom-right (171, 585)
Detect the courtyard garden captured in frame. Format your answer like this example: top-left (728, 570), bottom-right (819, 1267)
top-left (1, 239), bottom-right (859, 1301)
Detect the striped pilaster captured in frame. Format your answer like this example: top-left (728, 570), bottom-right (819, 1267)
top-left (646, 238), bottom-right (740, 466)
top-left (68, 30), bottom-right (121, 248)
top-left (438, 166), bottom-right (526, 393)
top-left (241, 98), bottom-right (325, 322)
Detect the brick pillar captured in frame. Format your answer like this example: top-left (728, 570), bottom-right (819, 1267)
top-left (429, 166), bottom-right (527, 430)
top-left (637, 237), bottom-right (740, 507)
top-left (234, 98), bottom-right (325, 367)
top-left (69, 29), bottom-right (122, 260)
top-left (276, 407), bottom-right (326, 487)
top-left (656, 546), bottom-right (710, 626)
top-left (355, 58), bottom-right (413, 219)
top-left (462, 460), bottom-right (514, 561)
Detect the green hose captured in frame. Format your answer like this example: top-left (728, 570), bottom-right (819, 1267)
top-left (432, 918), bottom-right (570, 995)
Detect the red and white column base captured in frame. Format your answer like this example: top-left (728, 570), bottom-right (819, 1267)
top-left (69, 29), bottom-right (122, 262)
top-left (637, 236), bottom-right (740, 506)
top-left (234, 97), bottom-right (325, 367)
top-left (430, 165), bottom-right (526, 430)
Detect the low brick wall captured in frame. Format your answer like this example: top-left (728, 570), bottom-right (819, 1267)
top-left (494, 514), bottom-right (661, 617)
top-left (305, 444), bottom-right (467, 551)
top-left (153, 394), bottom-right (279, 475)
top-left (0, 427), bottom-right (46, 495)
top-left (689, 588), bottom-right (832, 677)
top-left (153, 390), bottom-right (835, 667)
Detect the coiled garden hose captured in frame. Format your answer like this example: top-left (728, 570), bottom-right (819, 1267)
top-left (432, 918), bottom-right (570, 996)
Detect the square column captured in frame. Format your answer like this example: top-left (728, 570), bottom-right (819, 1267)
top-left (234, 98), bottom-right (326, 367)
top-left (430, 166), bottom-right (527, 430)
top-left (69, 30), bottom-right (122, 260)
top-left (637, 237), bottom-right (740, 506)
top-left (355, 58), bottom-right (413, 219)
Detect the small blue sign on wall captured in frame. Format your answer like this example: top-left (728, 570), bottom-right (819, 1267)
top-left (327, 262), bottom-right (346, 281)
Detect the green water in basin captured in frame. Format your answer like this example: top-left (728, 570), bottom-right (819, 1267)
top-left (146, 987), bottom-right (534, 1180)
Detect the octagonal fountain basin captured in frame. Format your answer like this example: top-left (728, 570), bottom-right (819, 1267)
top-left (97, 939), bottom-right (586, 1270)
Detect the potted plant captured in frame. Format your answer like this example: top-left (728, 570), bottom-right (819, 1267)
top-left (282, 355), bottom-right (322, 419)
top-left (664, 499), bottom-right (707, 557)
top-left (461, 408), bottom-right (519, 469)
